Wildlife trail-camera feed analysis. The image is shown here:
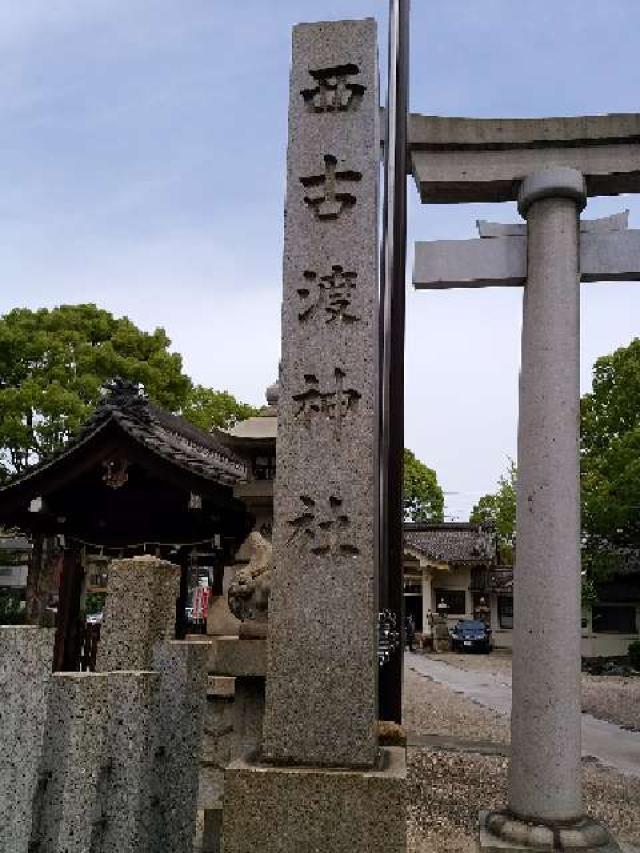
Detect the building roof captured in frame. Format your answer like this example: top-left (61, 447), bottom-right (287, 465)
top-left (224, 381), bottom-right (278, 445)
top-left (0, 380), bottom-right (248, 509)
top-left (404, 522), bottom-right (496, 565)
top-left (226, 411), bottom-right (277, 441)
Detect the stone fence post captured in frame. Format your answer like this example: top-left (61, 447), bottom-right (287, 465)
top-left (96, 555), bottom-right (180, 672)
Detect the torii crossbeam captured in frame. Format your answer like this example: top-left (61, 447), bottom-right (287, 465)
top-left (410, 112), bottom-right (640, 852)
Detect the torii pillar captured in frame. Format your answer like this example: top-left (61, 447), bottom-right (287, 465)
top-left (410, 113), bottom-right (640, 851)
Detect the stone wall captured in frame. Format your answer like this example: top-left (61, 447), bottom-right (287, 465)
top-left (29, 653), bottom-right (208, 853)
top-left (1, 556), bottom-right (208, 853)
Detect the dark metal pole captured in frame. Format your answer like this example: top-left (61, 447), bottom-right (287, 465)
top-left (379, 0), bottom-right (410, 724)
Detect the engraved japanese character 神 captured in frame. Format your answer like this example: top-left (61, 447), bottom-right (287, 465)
top-left (292, 369), bottom-right (361, 435)
top-left (300, 63), bottom-right (366, 112)
top-left (298, 265), bottom-right (359, 324)
top-left (300, 155), bottom-right (362, 220)
top-left (287, 495), bottom-right (360, 556)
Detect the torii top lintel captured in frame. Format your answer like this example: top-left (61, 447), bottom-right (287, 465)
top-left (408, 112), bottom-right (640, 203)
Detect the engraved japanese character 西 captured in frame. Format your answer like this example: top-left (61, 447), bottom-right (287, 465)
top-left (300, 63), bottom-right (366, 113)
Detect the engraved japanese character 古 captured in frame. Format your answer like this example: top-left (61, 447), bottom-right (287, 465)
top-left (300, 155), bottom-right (362, 220)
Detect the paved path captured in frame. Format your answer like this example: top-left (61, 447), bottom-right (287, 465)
top-left (407, 653), bottom-right (640, 779)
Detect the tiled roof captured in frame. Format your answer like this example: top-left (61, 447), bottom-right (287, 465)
top-left (404, 522), bottom-right (496, 564)
top-left (0, 380), bottom-right (247, 493)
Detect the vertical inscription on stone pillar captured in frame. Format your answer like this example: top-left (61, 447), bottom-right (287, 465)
top-left (262, 19), bottom-right (379, 768)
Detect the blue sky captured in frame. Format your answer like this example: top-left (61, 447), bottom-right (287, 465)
top-left (1, 1), bottom-right (639, 518)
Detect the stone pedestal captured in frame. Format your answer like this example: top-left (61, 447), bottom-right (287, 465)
top-left (479, 812), bottom-right (621, 852)
top-left (223, 748), bottom-right (407, 853)
top-left (203, 635), bottom-right (267, 677)
top-left (207, 566), bottom-right (241, 637)
top-left (197, 637), bottom-right (267, 842)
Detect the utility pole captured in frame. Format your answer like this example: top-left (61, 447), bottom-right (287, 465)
top-left (379, 0), bottom-right (410, 724)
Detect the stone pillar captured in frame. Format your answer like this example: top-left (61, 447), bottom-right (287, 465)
top-left (512, 168), bottom-right (585, 823)
top-left (96, 555), bottom-right (180, 671)
top-left (480, 168), bottom-right (620, 850)
top-left (223, 18), bottom-right (406, 853)
top-left (151, 641), bottom-right (209, 853)
top-left (421, 568), bottom-right (432, 636)
top-left (32, 671), bottom-right (159, 853)
top-left (262, 15), bottom-right (380, 771)
top-left (0, 627), bottom-right (55, 853)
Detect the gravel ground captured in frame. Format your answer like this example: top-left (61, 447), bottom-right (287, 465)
top-left (407, 747), bottom-right (640, 853)
top-left (403, 661), bottom-right (510, 744)
top-left (425, 651), bottom-right (640, 731)
top-left (404, 658), bottom-right (640, 852)
top-left (583, 675), bottom-right (640, 731)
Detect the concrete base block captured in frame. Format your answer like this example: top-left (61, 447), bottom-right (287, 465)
top-left (188, 636), bottom-right (267, 677)
top-left (206, 586), bottom-right (240, 637)
top-left (223, 747), bottom-right (407, 853)
top-left (479, 810), bottom-right (622, 852)
top-left (208, 676), bottom-right (235, 698)
top-left (231, 677), bottom-right (265, 757)
top-left (203, 805), bottom-right (223, 853)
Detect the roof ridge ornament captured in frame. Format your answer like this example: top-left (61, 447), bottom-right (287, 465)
top-left (100, 378), bottom-right (150, 419)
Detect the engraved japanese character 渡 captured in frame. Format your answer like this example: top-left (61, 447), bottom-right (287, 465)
top-left (297, 265), bottom-right (360, 325)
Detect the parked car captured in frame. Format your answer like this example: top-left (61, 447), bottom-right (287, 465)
top-left (450, 619), bottom-right (492, 653)
top-left (86, 612), bottom-right (103, 626)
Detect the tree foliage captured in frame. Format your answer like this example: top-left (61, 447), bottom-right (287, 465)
top-left (469, 460), bottom-right (516, 563)
top-left (181, 386), bottom-right (259, 432)
top-left (403, 448), bottom-right (444, 522)
top-left (470, 339), bottom-right (640, 581)
top-left (580, 338), bottom-right (640, 581)
top-left (581, 338), bottom-right (640, 546)
top-left (0, 304), bottom-right (262, 482)
top-left (0, 304), bottom-right (191, 476)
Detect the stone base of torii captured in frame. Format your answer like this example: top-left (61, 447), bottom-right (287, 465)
top-left (410, 109), bottom-right (640, 850)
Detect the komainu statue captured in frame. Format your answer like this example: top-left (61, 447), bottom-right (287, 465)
top-left (227, 531), bottom-right (273, 639)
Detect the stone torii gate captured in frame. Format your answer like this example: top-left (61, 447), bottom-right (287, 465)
top-left (410, 115), bottom-right (640, 852)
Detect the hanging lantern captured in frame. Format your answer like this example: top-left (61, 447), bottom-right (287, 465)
top-left (102, 455), bottom-right (129, 489)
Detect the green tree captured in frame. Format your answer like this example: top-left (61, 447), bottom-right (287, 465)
top-left (0, 304), bottom-right (191, 476)
top-left (403, 448), bottom-right (444, 522)
top-left (469, 460), bottom-right (517, 562)
top-left (181, 385), bottom-right (260, 432)
top-left (580, 338), bottom-right (640, 580)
